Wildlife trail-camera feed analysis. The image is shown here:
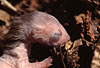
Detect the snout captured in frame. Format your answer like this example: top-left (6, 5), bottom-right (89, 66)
top-left (51, 30), bottom-right (70, 46)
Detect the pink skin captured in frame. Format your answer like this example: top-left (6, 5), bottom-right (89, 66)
top-left (0, 11), bottom-right (70, 68)
top-left (0, 43), bottom-right (52, 68)
top-left (30, 12), bottom-right (70, 46)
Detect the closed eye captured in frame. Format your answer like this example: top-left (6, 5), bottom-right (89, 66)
top-left (50, 32), bottom-right (61, 42)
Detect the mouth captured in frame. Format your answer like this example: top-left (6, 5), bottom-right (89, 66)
top-left (52, 39), bottom-right (72, 48)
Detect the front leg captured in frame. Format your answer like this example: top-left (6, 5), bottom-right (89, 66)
top-left (31, 57), bottom-right (52, 68)
top-left (17, 57), bottom-right (52, 68)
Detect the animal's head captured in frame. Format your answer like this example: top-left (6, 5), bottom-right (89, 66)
top-left (31, 11), bottom-right (70, 46)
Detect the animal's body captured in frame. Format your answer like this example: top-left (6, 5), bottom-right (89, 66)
top-left (0, 11), bottom-right (70, 68)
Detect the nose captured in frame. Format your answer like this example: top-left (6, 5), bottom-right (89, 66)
top-left (57, 29), bottom-right (70, 46)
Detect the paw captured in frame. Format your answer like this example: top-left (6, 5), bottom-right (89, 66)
top-left (40, 56), bottom-right (53, 68)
